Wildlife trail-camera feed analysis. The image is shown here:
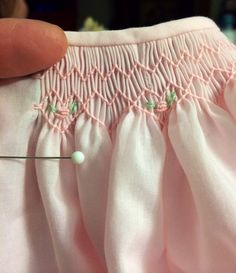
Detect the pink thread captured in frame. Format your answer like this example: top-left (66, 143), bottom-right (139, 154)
top-left (32, 37), bottom-right (236, 134)
top-left (36, 42), bottom-right (233, 85)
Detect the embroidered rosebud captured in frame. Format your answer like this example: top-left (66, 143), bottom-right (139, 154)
top-left (55, 110), bottom-right (70, 120)
top-left (156, 100), bottom-right (168, 112)
top-left (165, 91), bottom-right (177, 107)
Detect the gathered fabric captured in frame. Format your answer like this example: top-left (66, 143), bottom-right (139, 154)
top-left (1, 16), bottom-right (236, 273)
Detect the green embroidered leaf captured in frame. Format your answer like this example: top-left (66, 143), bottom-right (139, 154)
top-left (48, 104), bottom-right (57, 113)
top-left (166, 91), bottom-right (177, 107)
top-left (145, 101), bottom-right (156, 109)
top-left (69, 102), bottom-right (78, 114)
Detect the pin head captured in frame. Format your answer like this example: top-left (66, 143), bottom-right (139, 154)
top-left (71, 151), bottom-right (85, 164)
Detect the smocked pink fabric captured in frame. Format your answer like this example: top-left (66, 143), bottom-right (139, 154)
top-left (1, 16), bottom-right (236, 273)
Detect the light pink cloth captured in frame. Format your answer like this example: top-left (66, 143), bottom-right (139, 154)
top-left (1, 16), bottom-right (236, 273)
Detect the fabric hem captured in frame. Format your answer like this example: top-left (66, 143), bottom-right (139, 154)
top-left (65, 16), bottom-right (220, 47)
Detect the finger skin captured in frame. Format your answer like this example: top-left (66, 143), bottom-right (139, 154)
top-left (0, 19), bottom-right (68, 78)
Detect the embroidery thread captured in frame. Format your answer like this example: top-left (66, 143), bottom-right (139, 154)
top-left (48, 104), bottom-right (57, 113)
top-left (165, 91), bottom-right (177, 107)
top-left (69, 102), bottom-right (79, 114)
top-left (145, 100), bottom-right (157, 109)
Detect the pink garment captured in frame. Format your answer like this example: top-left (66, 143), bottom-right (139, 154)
top-left (1, 16), bottom-right (236, 273)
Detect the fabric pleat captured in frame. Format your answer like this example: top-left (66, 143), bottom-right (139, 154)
top-left (104, 112), bottom-right (167, 273)
top-left (167, 96), bottom-right (236, 272)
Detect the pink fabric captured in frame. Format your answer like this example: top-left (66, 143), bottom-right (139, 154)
top-left (1, 16), bottom-right (236, 273)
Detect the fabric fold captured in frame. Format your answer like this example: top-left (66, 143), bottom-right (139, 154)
top-left (168, 96), bottom-right (236, 272)
top-left (104, 111), bottom-right (168, 273)
top-left (74, 113), bottom-right (112, 272)
top-left (35, 125), bottom-right (101, 273)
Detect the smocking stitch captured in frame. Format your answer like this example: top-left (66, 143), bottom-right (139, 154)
top-left (33, 30), bottom-right (236, 134)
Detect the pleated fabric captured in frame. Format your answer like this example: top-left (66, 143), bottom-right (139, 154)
top-left (1, 16), bottom-right (236, 273)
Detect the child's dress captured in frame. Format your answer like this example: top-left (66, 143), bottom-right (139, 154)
top-left (1, 16), bottom-right (236, 273)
